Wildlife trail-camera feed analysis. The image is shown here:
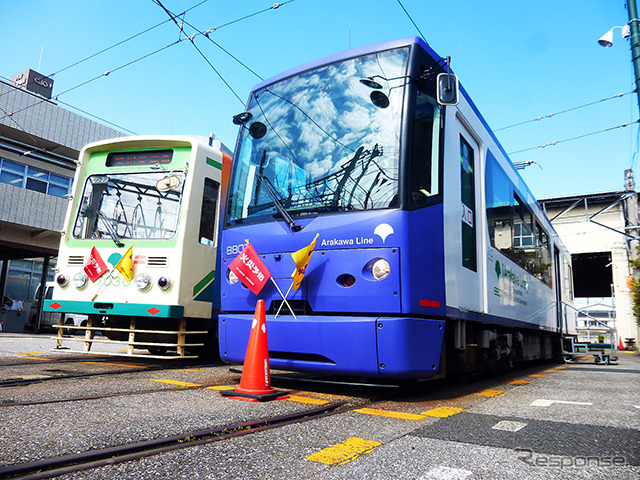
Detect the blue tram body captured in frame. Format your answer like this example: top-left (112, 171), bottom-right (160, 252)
top-left (219, 38), bottom-right (575, 379)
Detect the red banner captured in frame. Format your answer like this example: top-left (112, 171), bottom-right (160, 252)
top-left (84, 246), bottom-right (109, 282)
top-left (229, 243), bottom-right (271, 295)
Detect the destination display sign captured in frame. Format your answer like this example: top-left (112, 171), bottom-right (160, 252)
top-left (106, 149), bottom-right (173, 167)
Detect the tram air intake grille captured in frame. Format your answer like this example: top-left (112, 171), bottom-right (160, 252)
top-left (147, 257), bottom-right (168, 267)
top-left (67, 256), bottom-right (84, 265)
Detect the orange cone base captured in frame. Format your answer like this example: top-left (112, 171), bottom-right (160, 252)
top-left (219, 389), bottom-right (289, 402)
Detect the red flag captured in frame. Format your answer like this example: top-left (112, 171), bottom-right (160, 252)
top-left (229, 243), bottom-right (272, 295)
top-left (84, 246), bottom-right (108, 282)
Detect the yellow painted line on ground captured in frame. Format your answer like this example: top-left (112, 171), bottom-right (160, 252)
top-left (150, 379), bottom-right (202, 387)
top-left (555, 366), bottom-right (567, 369)
top-left (83, 361), bottom-right (147, 368)
top-left (306, 437), bottom-right (381, 465)
top-left (509, 380), bottom-right (530, 385)
top-left (14, 355), bottom-right (50, 361)
top-left (355, 407), bottom-right (426, 421)
top-left (529, 374), bottom-right (546, 378)
top-left (421, 406), bottom-right (466, 417)
top-left (206, 385), bottom-right (236, 390)
top-left (543, 369), bottom-right (559, 373)
top-left (14, 352), bottom-right (46, 355)
top-left (476, 389), bottom-right (505, 397)
top-left (287, 395), bottom-right (330, 405)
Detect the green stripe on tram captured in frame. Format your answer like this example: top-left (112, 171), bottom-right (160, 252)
top-left (194, 269), bottom-right (216, 298)
top-left (206, 157), bottom-right (222, 170)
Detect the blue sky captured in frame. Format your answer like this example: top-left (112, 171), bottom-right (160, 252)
top-left (2, 0), bottom-right (637, 199)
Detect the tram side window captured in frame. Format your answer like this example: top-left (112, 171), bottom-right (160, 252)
top-left (485, 154), bottom-right (552, 286)
top-left (409, 92), bottom-right (441, 208)
top-left (512, 195), bottom-right (536, 272)
top-left (536, 227), bottom-right (552, 286)
top-left (485, 151), bottom-right (512, 252)
top-left (199, 178), bottom-right (220, 247)
top-left (514, 212), bottom-right (552, 287)
top-left (460, 136), bottom-right (476, 271)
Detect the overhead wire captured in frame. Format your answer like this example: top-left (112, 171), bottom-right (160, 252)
top-left (0, 0), bottom-right (209, 104)
top-left (396, 0), bottom-right (426, 40)
top-left (495, 91), bottom-right (635, 132)
top-left (1, 0), bottom-right (282, 130)
top-left (0, 36), bottom-right (184, 125)
top-left (205, 1), bottom-right (294, 32)
top-left (55, 39), bottom-right (183, 98)
top-left (181, 19), bottom-right (265, 81)
top-left (47, 18), bottom-right (175, 78)
top-left (153, 0), bottom-right (245, 105)
top-left (150, 1), bottom-right (297, 100)
top-left (508, 119), bottom-right (640, 155)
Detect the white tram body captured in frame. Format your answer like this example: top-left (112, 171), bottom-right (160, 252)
top-left (45, 135), bottom-right (231, 357)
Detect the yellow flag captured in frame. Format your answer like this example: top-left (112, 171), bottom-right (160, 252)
top-left (291, 234), bottom-right (319, 291)
top-left (115, 245), bottom-right (134, 282)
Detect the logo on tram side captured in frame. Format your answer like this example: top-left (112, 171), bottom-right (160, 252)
top-left (494, 260), bottom-right (528, 289)
top-left (319, 223), bottom-right (394, 247)
top-left (494, 260), bottom-right (529, 306)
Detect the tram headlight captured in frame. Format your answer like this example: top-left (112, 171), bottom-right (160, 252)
top-left (72, 272), bottom-right (88, 289)
top-left (368, 258), bottom-right (391, 281)
top-left (134, 273), bottom-right (152, 291)
top-left (157, 276), bottom-right (172, 291)
top-left (56, 274), bottom-right (69, 287)
top-left (227, 269), bottom-right (239, 285)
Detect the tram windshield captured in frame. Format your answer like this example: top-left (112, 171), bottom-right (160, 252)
top-left (226, 47), bottom-right (409, 225)
top-left (73, 171), bottom-right (185, 242)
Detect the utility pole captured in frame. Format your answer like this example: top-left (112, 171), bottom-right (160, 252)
top-left (626, 1), bottom-right (640, 348)
top-left (628, 0), bottom-right (640, 114)
top-left (627, 0), bottom-right (640, 255)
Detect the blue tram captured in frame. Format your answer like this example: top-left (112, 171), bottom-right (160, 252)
top-left (219, 37), bottom-right (575, 379)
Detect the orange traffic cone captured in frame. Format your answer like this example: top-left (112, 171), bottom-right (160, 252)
top-left (220, 300), bottom-right (288, 402)
top-left (619, 337), bottom-right (625, 350)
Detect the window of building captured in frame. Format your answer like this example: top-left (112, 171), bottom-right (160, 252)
top-left (0, 158), bottom-right (72, 197)
top-left (4, 258), bottom-right (56, 302)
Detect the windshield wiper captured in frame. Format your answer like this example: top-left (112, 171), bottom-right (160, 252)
top-left (255, 171), bottom-right (303, 232)
top-left (256, 173), bottom-right (303, 232)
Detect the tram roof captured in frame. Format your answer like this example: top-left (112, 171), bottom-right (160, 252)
top-left (252, 37), bottom-right (438, 91)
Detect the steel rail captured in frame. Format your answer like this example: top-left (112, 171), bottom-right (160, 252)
top-left (0, 360), bottom-right (210, 387)
top-left (0, 401), bottom-right (346, 479)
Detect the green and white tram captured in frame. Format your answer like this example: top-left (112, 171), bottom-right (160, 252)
top-left (44, 135), bottom-right (232, 358)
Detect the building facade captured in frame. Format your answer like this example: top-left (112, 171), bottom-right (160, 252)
top-left (540, 186), bottom-right (639, 349)
top-left (0, 73), bottom-right (123, 331)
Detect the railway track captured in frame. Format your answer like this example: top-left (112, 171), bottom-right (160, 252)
top-left (0, 357), bottom-right (215, 388)
top-left (0, 400), bottom-right (349, 479)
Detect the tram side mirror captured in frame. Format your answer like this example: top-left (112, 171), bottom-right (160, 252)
top-left (437, 73), bottom-right (459, 105)
top-left (249, 122), bottom-right (267, 139)
top-left (370, 91), bottom-right (390, 109)
top-left (233, 111), bottom-right (253, 125)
